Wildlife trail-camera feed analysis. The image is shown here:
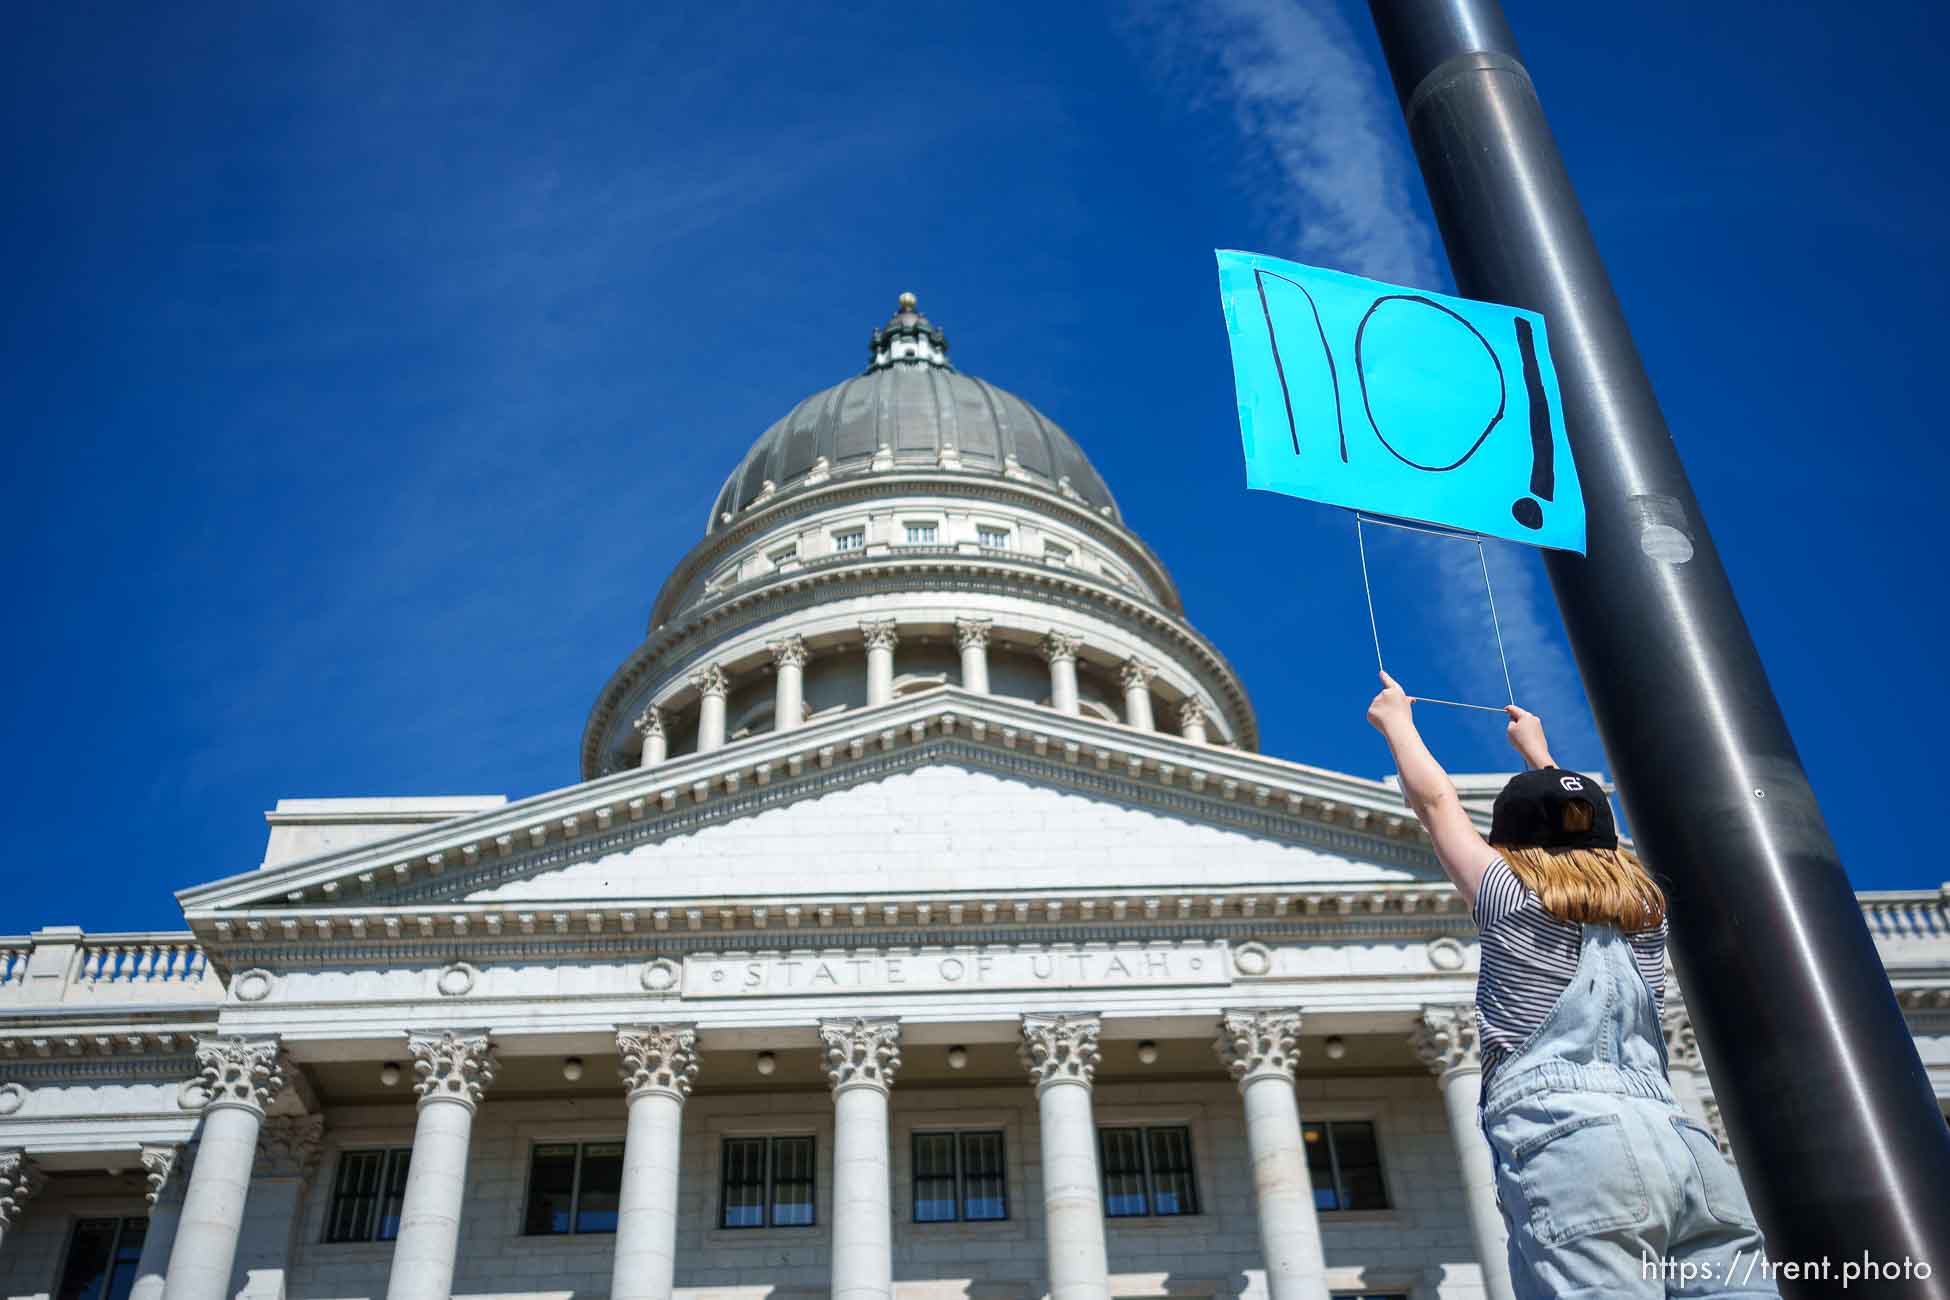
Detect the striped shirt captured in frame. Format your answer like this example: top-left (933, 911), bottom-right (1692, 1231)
top-left (1473, 856), bottom-right (1668, 1085)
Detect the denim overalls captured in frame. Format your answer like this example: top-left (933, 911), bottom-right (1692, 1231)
top-left (1480, 922), bottom-right (1778, 1299)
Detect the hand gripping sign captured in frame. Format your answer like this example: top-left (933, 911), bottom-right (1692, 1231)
top-left (1216, 249), bottom-right (1585, 554)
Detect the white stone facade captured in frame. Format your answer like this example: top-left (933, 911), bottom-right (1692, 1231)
top-left (5, 295), bottom-right (1948, 1300)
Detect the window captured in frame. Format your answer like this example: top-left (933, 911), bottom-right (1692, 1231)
top-left (768, 544), bottom-right (798, 569)
top-left (524, 1141), bottom-right (624, 1235)
top-left (903, 521), bottom-right (939, 545)
top-left (913, 1130), bottom-right (1007, 1223)
top-left (1305, 1121), bottom-right (1389, 1211)
top-left (56, 1218), bottom-right (146, 1300)
top-left (833, 528), bottom-right (865, 553)
top-left (1098, 1126), bottom-right (1198, 1217)
top-left (324, 1147), bottom-right (411, 1243)
top-left (1044, 541), bottom-right (1072, 565)
top-left (976, 526), bottom-right (1011, 550)
top-left (721, 1136), bottom-right (816, 1229)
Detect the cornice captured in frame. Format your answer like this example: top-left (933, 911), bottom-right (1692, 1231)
top-left (583, 552), bottom-right (1258, 777)
top-left (656, 470), bottom-right (1185, 625)
top-left (194, 888), bottom-right (1476, 967)
top-left (183, 689), bottom-right (1431, 919)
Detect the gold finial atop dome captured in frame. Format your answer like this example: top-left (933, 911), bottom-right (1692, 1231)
top-left (898, 291), bottom-right (918, 312)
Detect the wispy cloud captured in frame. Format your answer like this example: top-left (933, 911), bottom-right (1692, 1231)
top-left (1129, 0), bottom-right (1604, 772)
top-left (1125, 0), bottom-right (1438, 287)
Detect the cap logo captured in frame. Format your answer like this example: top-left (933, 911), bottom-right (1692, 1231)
top-left (1559, 775), bottom-right (1585, 792)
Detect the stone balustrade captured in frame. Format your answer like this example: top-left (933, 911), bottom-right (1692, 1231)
top-left (0, 929), bottom-right (221, 1008)
top-left (1860, 889), bottom-right (1950, 940)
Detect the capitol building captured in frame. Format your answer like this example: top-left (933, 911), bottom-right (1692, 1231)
top-left (3, 295), bottom-right (1947, 1300)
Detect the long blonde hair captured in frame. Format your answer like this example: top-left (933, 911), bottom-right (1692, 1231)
top-left (1492, 802), bottom-right (1666, 931)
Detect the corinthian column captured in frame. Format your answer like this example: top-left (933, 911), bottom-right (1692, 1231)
top-left (1118, 659), bottom-right (1156, 730)
top-left (0, 1149), bottom-right (42, 1254)
top-left (770, 637), bottom-right (809, 732)
top-left (384, 1032), bottom-right (496, 1300)
top-left (1176, 699), bottom-right (1208, 745)
top-left (130, 1145), bottom-right (189, 1300)
top-left (635, 705), bottom-right (667, 768)
top-left (1215, 1012), bottom-right (1329, 1300)
top-left (163, 1036), bottom-right (287, 1300)
top-left (690, 666), bottom-right (728, 752)
top-left (610, 1026), bottom-right (699, 1300)
top-left (1020, 1014), bottom-right (1110, 1300)
top-left (820, 1018), bottom-right (901, 1300)
top-left (1041, 632), bottom-right (1082, 715)
top-left (1413, 1006), bottom-right (1515, 1300)
top-left (955, 618), bottom-right (992, 693)
top-left (861, 621), bottom-right (899, 707)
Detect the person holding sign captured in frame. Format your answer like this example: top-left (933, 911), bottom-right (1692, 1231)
top-left (1366, 673), bottom-right (1776, 1299)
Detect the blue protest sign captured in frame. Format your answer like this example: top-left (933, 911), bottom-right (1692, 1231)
top-left (1216, 249), bottom-right (1585, 553)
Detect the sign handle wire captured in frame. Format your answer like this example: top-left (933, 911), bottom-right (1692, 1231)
top-left (1354, 513), bottom-right (1517, 715)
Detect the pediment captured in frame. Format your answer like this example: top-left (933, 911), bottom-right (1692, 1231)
top-left (178, 689), bottom-right (1440, 925)
top-left (464, 761), bottom-right (1433, 905)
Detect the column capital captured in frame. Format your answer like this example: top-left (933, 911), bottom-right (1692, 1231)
top-left (1040, 631), bottom-right (1081, 665)
top-left (860, 619), bottom-right (900, 652)
top-left (408, 1030), bottom-right (497, 1111)
top-left (769, 636), bottom-right (809, 671)
top-left (953, 617), bottom-right (993, 650)
top-left (141, 1142), bottom-right (190, 1207)
top-left (1176, 698), bottom-right (1207, 729)
top-left (1662, 1005), bottom-right (1701, 1071)
top-left (1020, 1013), bottom-right (1101, 1092)
top-left (687, 664), bottom-right (728, 700)
top-left (632, 704), bottom-right (664, 740)
top-left (819, 1017), bottom-right (901, 1095)
top-left (1215, 1010), bottom-right (1303, 1090)
top-left (193, 1034), bottom-right (287, 1117)
top-left (1117, 658), bottom-right (1156, 691)
top-left (255, 1115), bottom-right (325, 1181)
top-left (617, 1024), bottom-right (700, 1103)
top-left (1413, 1004), bottom-right (1483, 1079)
top-left (0, 1149), bottom-right (42, 1232)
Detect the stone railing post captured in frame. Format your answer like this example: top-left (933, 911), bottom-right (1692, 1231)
top-left (1020, 1013), bottom-right (1110, 1300)
top-left (1215, 1011), bottom-right (1329, 1300)
top-left (609, 1025), bottom-right (699, 1300)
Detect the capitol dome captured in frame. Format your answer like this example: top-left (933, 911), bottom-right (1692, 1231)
top-left (708, 293), bottom-right (1120, 532)
top-left (581, 293), bottom-right (1256, 778)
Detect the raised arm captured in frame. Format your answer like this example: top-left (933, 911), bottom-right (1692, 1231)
top-left (1366, 672), bottom-right (1495, 907)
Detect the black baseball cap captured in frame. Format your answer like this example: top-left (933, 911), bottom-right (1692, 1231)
top-left (1490, 768), bottom-right (1618, 851)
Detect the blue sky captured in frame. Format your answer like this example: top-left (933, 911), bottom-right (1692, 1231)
top-left (4, 1), bottom-right (1945, 931)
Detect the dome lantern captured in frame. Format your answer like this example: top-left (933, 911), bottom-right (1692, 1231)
top-left (868, 291), bottom-right (950, 369)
